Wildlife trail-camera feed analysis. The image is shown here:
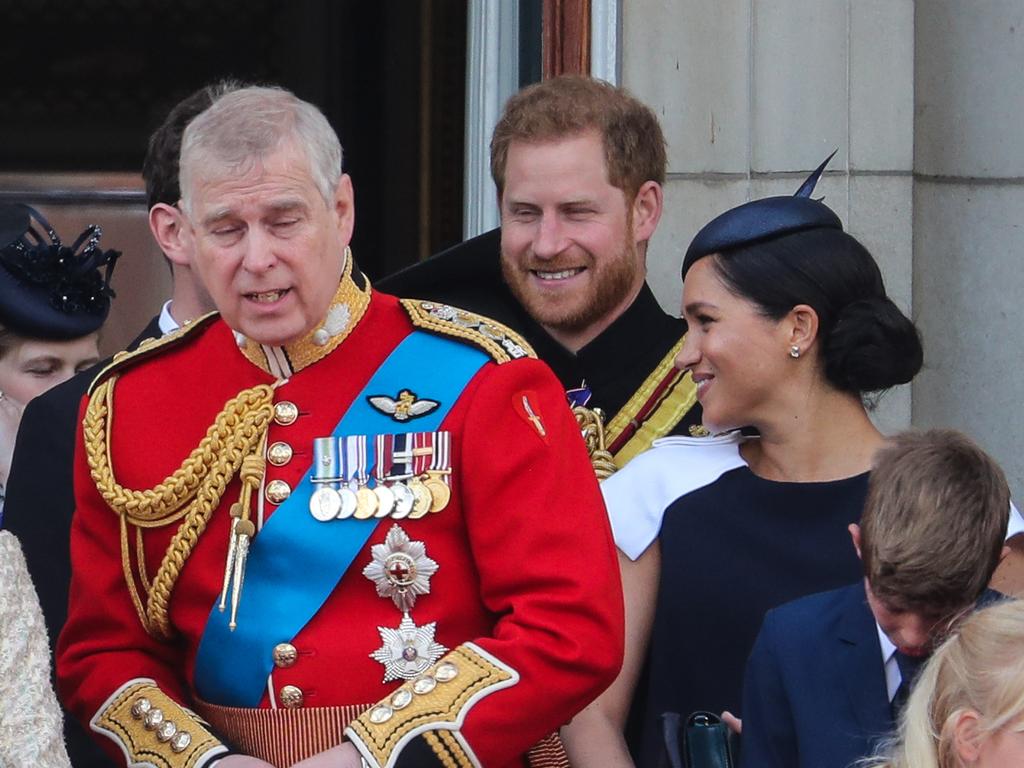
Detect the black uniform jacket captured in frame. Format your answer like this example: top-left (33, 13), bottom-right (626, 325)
top-left (378, 228), bottom-right (702, 435)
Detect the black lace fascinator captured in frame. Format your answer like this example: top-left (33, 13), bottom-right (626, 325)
top-left (0, 203), bottom-right (119, 339)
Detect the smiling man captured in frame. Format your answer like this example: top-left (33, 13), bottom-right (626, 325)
top-left (381, 76), bottom-right (702, 471)
top-left (57, 86), bottom-right (623, 768)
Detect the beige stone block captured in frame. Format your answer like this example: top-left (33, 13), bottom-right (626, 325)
top-left (849, 0), bottom-right (914, 171)
top-left (751, 0), bottom-right (849, 172)
top-left (848, 174), bottom-right (913, 315)
top-left (915, 1), bottom-right (1024, 177)
top-left (623, 0), bottom-right (751, 174)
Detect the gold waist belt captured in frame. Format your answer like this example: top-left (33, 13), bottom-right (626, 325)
top-left (195, 700), bottom-right (569, 767)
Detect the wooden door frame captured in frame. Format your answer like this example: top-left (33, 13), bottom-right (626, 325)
top-left (543, 0), bottom-right (590, 77)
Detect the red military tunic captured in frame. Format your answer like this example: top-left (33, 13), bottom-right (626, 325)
top-left (58, 269), bottom-right (623, 768)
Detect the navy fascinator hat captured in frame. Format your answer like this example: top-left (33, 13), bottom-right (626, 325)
top-left (0, 203), bottom-right (120, 340)
top-left (683, 151), bottom-right (842, 275)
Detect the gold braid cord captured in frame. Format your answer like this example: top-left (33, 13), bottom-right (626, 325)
top-left (573, 406), bottom-right (617, 480)
top-left (84, 376), bottom-right (275, 639)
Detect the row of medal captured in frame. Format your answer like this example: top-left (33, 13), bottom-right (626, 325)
top-left (308, 432), bottom-right (452, 522)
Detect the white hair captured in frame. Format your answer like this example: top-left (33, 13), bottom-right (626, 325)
top-left (179, 86), bottom-right (343, 216)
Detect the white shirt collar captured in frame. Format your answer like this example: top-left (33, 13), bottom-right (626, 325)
top-left (876, 622), bottom-right (901, 701)
top-left (158, 300), bottom-right (180, 335)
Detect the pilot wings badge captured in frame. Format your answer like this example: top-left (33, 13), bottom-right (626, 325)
top-left (367, 389), bottom-right (440, 422)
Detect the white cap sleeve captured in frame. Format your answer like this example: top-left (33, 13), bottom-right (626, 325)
top-left (602, 434), bottom-right (747, 560)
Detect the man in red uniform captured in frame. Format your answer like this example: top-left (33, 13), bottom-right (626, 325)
top-left (58, 86), bottom-right (623, 768)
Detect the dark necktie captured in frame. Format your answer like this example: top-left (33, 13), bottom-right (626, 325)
top-left (891, 650), bottom-right (927, 718)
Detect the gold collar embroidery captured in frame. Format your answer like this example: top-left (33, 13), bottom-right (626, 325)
top-left (235, 249), bottom-right (372, 377)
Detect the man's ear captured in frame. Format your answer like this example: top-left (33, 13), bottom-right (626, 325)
top-left (952, 710), bottom-right (984, 763)
top-left (332, 173), bottom-right (356, 244)
top-left (149, 203), bottom-right (190, 266)
top-left (630, 180), bottom-right (663, 246)
top-left (848, 523), bottom-right (863, 560)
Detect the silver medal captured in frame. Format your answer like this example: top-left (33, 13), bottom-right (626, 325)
top-left (369, 613), bottom-right (448, 682)
top-left (309, 486), bottom-right (342, 521)
top-left (373, 483), bottom-right (395, 518)
top-left (336, 486), bottom-right (358, 520)
top-left (390, 481), bottom-right (415, 519)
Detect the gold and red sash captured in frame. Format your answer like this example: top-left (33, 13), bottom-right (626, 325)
top-left (603, 336), bottom-right (698, 468)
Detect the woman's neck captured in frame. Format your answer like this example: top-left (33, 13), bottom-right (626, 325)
top-left (741, 387), bottom-right (887, 482)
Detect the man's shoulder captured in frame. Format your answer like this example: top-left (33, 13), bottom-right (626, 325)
top-left (87, 312), bottom-right (221, 395)
top-left (399, 298), bottom-right (536, 365)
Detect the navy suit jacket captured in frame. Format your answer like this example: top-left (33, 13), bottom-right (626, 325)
top-left (740, 582), bottom-right (893, 768)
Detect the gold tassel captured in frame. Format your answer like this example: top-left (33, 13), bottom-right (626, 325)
top-left (573, 406), bottom-right (617, 480)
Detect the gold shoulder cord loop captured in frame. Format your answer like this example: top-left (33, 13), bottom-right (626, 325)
top-left (84, 375), bottom-right (276, 638)
top-left (573, 406), bottom-right (617, 481)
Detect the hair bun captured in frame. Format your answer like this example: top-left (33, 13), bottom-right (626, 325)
top-left (823, 297), bottom-right (923, 393)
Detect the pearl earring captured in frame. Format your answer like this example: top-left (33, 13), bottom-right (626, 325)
top-left (789, 345), bottom-right (800, 359)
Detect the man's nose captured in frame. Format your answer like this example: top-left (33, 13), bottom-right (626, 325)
top-left (241, 228), bottom-right (277, 273)
top-left (532, 215), bottom-right (567, 260)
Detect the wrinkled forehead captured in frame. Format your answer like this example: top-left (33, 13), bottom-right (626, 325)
top-left (186, 143), bottom-right (318, 212)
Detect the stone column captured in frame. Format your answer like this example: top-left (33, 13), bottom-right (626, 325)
top-left (913, 1), bottom-right (1024, 496)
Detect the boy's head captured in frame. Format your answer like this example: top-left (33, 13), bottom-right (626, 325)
top-left (850, 429), bottom-right (1010, 656)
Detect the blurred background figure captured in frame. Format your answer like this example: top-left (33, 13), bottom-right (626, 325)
top-left (867, 598), bottom-right (1024, 768)
top-left (0, 203), bottom-right (118, 520)
top-left (0, 528), bottom-right (71, 767)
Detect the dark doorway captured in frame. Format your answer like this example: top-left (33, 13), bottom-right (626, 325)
top-left (0, 0), bottom-right (467, 278)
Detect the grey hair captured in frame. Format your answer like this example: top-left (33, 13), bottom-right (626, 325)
top-left (179, 86), bottom-right (343, 216)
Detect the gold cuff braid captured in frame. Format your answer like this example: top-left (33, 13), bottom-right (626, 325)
top-left (84, 376), bottom-right (275, 638)
top-left (91, 680), bottom-right (226, 768)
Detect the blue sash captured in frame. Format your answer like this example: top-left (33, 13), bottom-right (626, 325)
top-left (194, 331), bottom-right (488, 706)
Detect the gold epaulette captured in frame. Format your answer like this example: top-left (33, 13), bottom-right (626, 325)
top-left (91, 679), bottom-right (227, 768)
top-left (401, 299), bottom-right (535, 364)
top-left (88, 312), bottom-right (221, 396)
top-left (346, 643), bottom-right (518, 768)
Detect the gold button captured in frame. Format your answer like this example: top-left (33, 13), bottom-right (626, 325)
top-left (279, 685), bottom-right (304, 709)
top-left (267, 442), bottom-right (293, 467)
top-left (265, 480), bottom-right (292, 505)
top-left (273, 642), bottom-right (298, 668)
top-left (274, 401), bottom-right (299, 426)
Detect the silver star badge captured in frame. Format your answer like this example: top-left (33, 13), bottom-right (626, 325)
top-left (363, 524), bottom-right (438, 612)
top-left (370, 613), bottom-right (448, 682)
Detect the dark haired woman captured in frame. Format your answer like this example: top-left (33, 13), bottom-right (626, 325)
top-left (562, 165), bottom-right (930, 766)
top-left (0, 204), bottom-right (117, 520)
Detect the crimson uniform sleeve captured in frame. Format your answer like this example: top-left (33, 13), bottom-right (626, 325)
top-left (56, 398), bottom-right (229, 768)
top-left (346, 357), bottom-right (624, 768)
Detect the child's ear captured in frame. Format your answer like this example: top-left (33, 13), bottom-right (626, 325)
top-left (952, 710), bottom-right (984, 763)
top-left (848, 523), bottom-right (863, 560)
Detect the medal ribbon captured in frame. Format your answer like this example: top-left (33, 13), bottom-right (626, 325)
top-left (352, 434), bottom-right (368, 487)
top-left (392, 433), bottom-right (415, 479)
top-left (432, 431), bottom-right (451, 485)
top-left (194, 330), bottom-right (488, 707)
top-left (373, 434), bottom-right (394, 484)
top-left (312, 437), bottom-right (340, 489)
top-left (413, 432), bottom-right (432, 476)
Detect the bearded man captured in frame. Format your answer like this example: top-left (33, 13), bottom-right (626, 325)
top-left (381, 76), bottom-right (702, 471)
